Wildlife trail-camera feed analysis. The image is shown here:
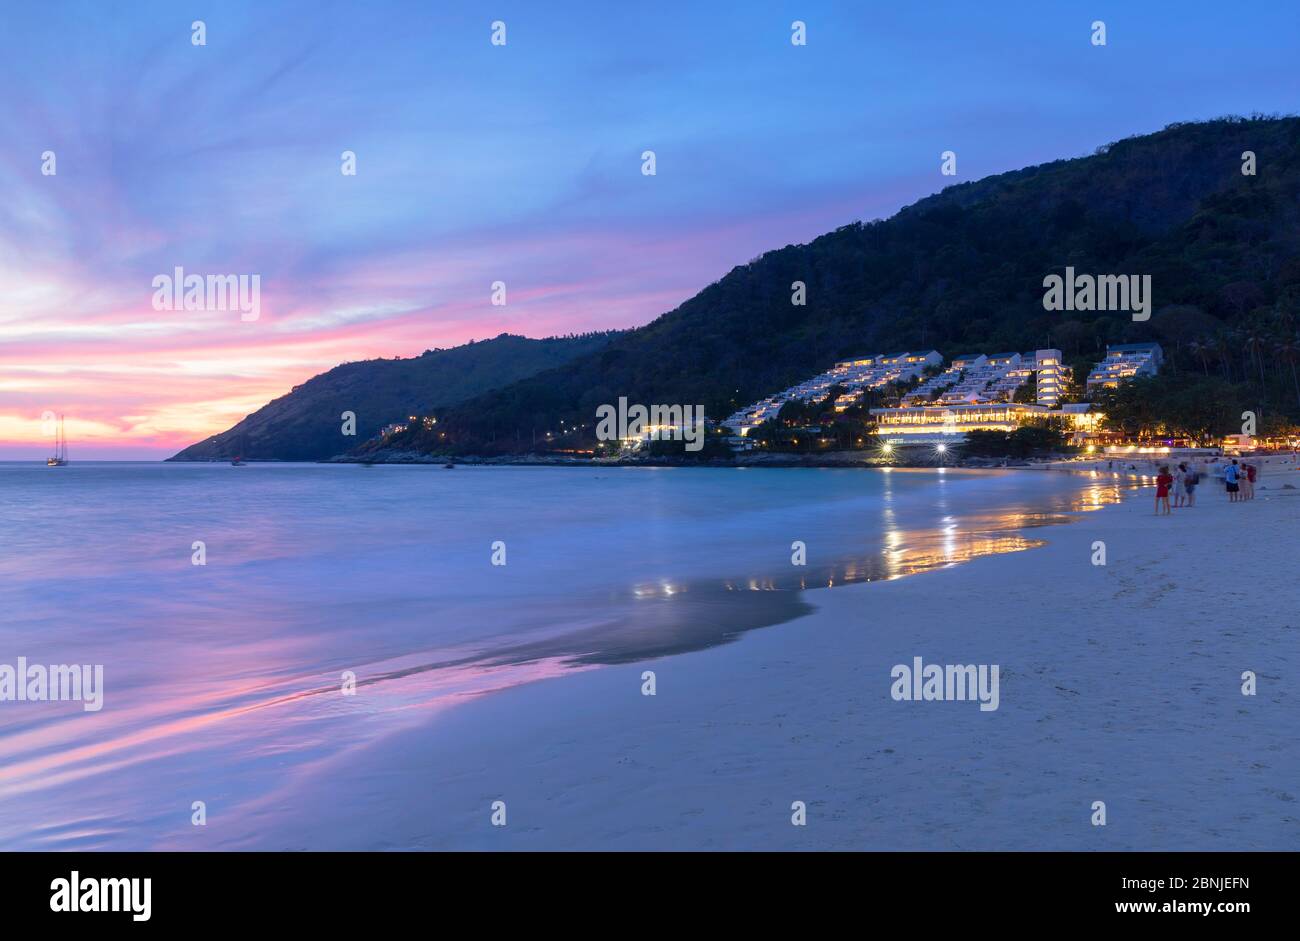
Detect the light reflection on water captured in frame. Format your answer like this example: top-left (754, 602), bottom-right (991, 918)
top-left (0, 463), bottom-right (1129, 848)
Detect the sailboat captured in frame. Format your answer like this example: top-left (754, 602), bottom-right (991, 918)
top-left (230, 431), bottom-right (247, 466)
top-left (47, 415), bottom-right (68, 466)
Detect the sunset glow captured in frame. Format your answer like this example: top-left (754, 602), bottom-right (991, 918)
top-left (2, 1), bottom-right (1295, 458)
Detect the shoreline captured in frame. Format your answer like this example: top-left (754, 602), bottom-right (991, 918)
top-left (165, 465), bottom-right (1300, 851)
top-left (1044, 451), bottom-right (1300, 481)
top-left (331, 450), bottom-right (1048, 469)
top-left (168, 447), bottom-right (1300, 476)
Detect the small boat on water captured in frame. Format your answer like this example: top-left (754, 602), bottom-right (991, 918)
top-left (47, 415), bottom-right (68, 466)
top-left (443, 463), bottom-right (455, 469)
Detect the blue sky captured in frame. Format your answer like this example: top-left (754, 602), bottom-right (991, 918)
top-left (1, 0), bottom-right (1297, 457)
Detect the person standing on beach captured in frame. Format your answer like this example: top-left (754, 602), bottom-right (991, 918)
top-left (1184, 463), bottom-right (1198, 507)
top-left (1173, 463), bottom-right (1188, 508)
top-left (1225, 460), bottom-right (1240, 502)
top-left (1155, 465), bottom-right (1173, 515)
top-left (1244, 462), bottom-right (1257, 500)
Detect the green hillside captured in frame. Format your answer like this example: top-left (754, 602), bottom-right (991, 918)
top-left (168, 332), bottom-right (618, 461)
top-left (372, 116), bottom-right (1300, 456)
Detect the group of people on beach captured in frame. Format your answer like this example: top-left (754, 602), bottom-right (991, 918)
top-left (1152, 459), bottom-right (1256, 514)
top-left (1220, 458), bottom-right (1257, 503)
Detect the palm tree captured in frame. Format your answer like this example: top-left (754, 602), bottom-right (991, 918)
top-left (1272, 300), bottom-right (1296, 336)
top-left (1211, 331), bottom-right (1233, 382)
top-left (1226, 328), bottom-right (1249, 386)
top-left (1276, 334), bottom-right (1300, 407)
top-left (1188, 337), bottom-right (1211, 376)
top-left (1243, 328), bottom-right (1268, 399)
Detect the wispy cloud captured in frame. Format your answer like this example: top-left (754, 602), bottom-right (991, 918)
top-left (2, 1), bottom-right (1297, 457)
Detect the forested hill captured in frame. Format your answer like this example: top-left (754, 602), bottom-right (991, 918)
top-left (371, 115), bottom-right (1300, 456)
top-left (167, 332), bottom-right (619, 461)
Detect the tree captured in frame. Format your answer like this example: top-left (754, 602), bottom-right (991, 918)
top-left (361, 118), bottom-right (1300, 457)
top-left (1094, 374), bottom-right (1245, 443)
top-left (1243, 326), bottom-right (1269, 400)
top-left (1012, 372), bottom-right (1038, 404)
top-left (1275, 334), bottom-right (1300, 407)
top-left (1187, 337), bottom-right (1211, 376)
top-left (961, 422), bottom-right (1068, 458)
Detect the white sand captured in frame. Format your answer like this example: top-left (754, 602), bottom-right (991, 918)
top-left (189, 468), bottom-right (1300, 850)
top-left (1048, 451), bottom-right (1300, 481)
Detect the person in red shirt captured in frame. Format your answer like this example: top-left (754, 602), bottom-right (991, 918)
top-left (1243, 462), bottom-right (1257, 500)
top-left (1155, 465), bottom-right (1173, 515)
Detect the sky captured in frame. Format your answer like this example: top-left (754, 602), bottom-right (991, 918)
top-left (1, 1), bottom-right (1297, 459)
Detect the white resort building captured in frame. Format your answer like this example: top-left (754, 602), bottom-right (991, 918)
top-left (871, 402), bottom-right (1051, 444)
top-left (1032, 350), bottom-right (1068, 406)
top-left (1086, 343), bottom-right (1163, 392)
top-left (723, 350), bottom-right (941, 435)
top-left (871, 400), bottom-right (1102, 446)
top-left (721, 343), bottom-right (1154, 447)
top-left (901, 349), bottom-right (1069, 408)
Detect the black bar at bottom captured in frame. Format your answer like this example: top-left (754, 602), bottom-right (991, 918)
top-left (0, 851), bottom-right (1283, 927)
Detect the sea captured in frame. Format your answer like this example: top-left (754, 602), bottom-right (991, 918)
top-left (0, 462), bottom-right (1122, 849)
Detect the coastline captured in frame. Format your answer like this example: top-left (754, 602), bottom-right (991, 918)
top-left (322, 448), bottom-right (1041, 469)
top-left (1044, 451), bottom-right (1300, 481)
top-left (174, 465), bottom-right (1300, 850)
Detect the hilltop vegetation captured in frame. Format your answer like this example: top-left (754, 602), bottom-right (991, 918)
top-left (371, 116), bottom-right (1300, 457)
top-left (168, 332), bottom-right (618, 461)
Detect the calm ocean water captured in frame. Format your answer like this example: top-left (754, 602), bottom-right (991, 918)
top-left (0, 462), bottom-right (1121, 849)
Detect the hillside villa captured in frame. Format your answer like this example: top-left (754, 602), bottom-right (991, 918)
top-left (723, 344), bottom-right (1162, 448)
top-left (722, 350), bottom-right (942, 436)
top-left (1085, 342), bottom-right (1163, 392)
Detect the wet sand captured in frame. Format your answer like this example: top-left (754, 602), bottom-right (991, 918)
top-left (169, 471), bottom-right (1300, 851)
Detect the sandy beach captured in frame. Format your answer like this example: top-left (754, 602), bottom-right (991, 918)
top-left (168, 464), bottom-right (1299, 851)
top-left (1050, 451), bottom-right (1300, 482)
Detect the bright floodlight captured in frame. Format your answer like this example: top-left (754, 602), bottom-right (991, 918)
top-left (936, 443), bottom-right (947, 454)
